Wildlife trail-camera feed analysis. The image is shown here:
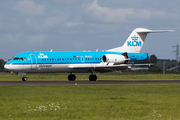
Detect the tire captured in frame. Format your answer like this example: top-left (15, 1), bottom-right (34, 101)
top-left (89, 75), bottom-right (97, 81)
top-left (22, 77), bottom-right (27, 81)
top-left (68, 74), bottom-right (76, 81)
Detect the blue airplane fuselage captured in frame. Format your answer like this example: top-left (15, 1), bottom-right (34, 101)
top-left (6, 51), bottom-right (147, 65)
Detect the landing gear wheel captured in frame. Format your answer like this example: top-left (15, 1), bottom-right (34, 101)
top-left (68, 74), bottom-right (76, 81)
top-left (22, 77), bottom-right (27, 81)
top-left (89, 75), bottom-right (97, 81)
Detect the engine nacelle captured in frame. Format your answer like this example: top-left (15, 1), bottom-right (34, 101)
top-left (101, 54), bottom-right (129, 64)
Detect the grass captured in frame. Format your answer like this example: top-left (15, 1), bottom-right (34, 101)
top-left (0, 85), bottom-right (180, 119)
top-left (0, 72), bottom-right (180, 81)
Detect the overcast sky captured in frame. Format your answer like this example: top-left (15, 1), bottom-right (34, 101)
top-left (0, 0), bottom-right (180, 61)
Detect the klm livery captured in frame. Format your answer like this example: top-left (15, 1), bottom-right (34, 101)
top-left (5, 28), bottom-right (173, 81)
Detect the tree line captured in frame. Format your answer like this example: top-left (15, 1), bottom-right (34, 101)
top-left (0, 59), bottom-right (5, 72)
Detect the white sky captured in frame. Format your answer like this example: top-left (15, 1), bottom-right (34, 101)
top-left (0, 0), bottom-right (180, 61)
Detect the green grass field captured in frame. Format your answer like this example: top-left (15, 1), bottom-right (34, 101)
top-left (1, 85), bottom-right (180, 120)
top-left (1, 72), bottom-right (180, 119)
top-left (1, 72), bottom-right (180, 81)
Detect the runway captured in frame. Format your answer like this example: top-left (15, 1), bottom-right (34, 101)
top-left (1, 80), bottom-right (180, 85)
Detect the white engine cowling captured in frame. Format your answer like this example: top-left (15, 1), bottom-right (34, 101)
top-left (101, 54), bottom-right (129, 64)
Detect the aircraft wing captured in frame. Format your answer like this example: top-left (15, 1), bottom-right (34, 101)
top-left (68, 63), bottom-right (153, 73)
top-left (68, 63), bottom-right (131, 72)
top-left (68, 63), bottom-right (153, 69)
top-left (68, 63), bottom-right (130, 69)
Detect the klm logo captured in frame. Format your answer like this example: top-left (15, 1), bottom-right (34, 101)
top-left (127, 41), bottom-right (142, 46)
top-left (38, 53), bottom-right (48, 58)
top-left (127, 35), bottom-right (142, 46)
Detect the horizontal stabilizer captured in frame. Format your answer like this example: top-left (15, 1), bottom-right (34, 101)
top-left (137, 30), bottom-right (174, 33)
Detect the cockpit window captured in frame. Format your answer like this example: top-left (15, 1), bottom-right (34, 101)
top-left (13, 57), bottom-right (27, 61)
top-left (20, 57), bottom-right (27, 61)
top-left (13, 57), bottom-right (19, 60)
top-left (20, 57), bottom-right (24, 60)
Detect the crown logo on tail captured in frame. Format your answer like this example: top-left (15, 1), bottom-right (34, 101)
top-left (131, 35), bottom-right (138, 41)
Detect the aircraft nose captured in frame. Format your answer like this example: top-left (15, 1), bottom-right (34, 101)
top-left (4, 64), bottom-right (8, 70)
top-left (4, 63), bottom-right (12, 71)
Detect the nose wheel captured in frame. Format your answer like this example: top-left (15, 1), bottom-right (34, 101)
top-left (22, 77), bottom-right (27, 81)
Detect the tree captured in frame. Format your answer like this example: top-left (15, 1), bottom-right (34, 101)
top-left (0, 59), bottom-right (5, 72)
top-left (150, 54), bottom-right (157, 64)
top-left (149, 65), bottom-right (162, 72)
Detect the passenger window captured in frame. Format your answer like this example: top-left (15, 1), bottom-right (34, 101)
top-left (42, 59), bottom-right (44, 61)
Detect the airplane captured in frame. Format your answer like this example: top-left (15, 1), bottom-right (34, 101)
top-left (4, 28), bottom-right (173, 81)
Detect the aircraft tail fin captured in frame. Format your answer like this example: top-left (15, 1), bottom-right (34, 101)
top-left (107, 28), bottom-right (173, 53)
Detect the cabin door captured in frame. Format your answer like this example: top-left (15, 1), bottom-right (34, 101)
top-left (30, 54), bottom-right (37, 70)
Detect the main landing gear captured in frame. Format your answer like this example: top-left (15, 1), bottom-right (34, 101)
top-left (68, 74), bottom-right (76, 81)
top-left (68, 73), bottom-right (97, 81)
top-left (89, 74), bottom-right (97, 81)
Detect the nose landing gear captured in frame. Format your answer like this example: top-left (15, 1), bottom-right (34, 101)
top-left (22, 77), bottom-right (27, 81)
